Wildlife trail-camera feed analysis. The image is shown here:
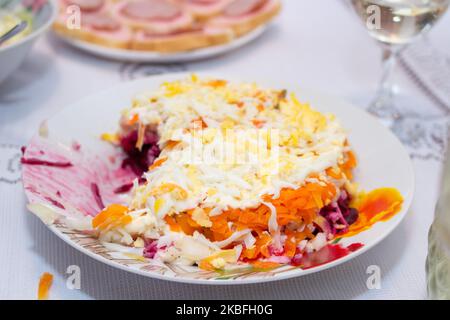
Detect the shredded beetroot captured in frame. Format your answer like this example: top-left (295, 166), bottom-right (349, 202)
top-left (44, 197), bottom-right (65, 209)
top-left (114, 177), bottom-right (146, 194)
top-left (143, 239), bottom-right (158, 259)
top-left (119, 130), bottom-right (161, 177)
top-left (319, 190), bottom-right (359, 235)
top-left (337, 191), bottom-right (359, 225)
top-left (106, 130), bottom-right (161, 195)
top-left (113, 183), bottom-right (134, 194)
top-left (90, 183), bottom-right (104, 210)
top-left (21, 158), bottom-right (73, 168)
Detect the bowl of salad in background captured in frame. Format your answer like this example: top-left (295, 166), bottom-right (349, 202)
top-left (0, 0), bottom-right (57, 85)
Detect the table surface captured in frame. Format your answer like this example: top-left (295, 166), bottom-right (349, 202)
top-left (0, 0), bottom-right (449, 300)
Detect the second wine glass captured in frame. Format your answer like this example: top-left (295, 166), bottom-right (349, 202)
top-left (350, 0), bottom-right (449, 126)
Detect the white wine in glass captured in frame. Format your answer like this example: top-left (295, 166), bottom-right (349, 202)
top-left (350, 0), bottom-right (449, 124)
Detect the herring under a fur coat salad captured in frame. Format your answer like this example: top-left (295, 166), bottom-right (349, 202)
top-left (23, 75), bottom-right (404, 272)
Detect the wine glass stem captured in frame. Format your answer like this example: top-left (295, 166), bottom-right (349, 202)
top-left (368, 46), bottom-right (402, 124)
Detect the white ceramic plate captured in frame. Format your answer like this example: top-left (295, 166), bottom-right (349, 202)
top-left (54, 25), bottom-right (267, 63)
top-left (22, 72), bottom-right (414, 285)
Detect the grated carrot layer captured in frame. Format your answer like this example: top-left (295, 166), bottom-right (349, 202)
top-left (92, 204), bottom-right (131, 231)
top-left (37, 272), bottom-right (53, 300)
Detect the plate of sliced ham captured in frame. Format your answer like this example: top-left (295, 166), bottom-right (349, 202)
top-left (53, 0), bottom-right (281, 62)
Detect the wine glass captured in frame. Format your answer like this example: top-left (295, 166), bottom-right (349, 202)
top-left (349, 0), bottom-right (449, 126)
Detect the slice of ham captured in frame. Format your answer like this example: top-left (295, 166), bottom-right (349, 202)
top-left (189, 0), bottom-right (219, 3)
top-left (54, 9), bottom-right (133, 49)
top-left (121, 0), bottom-right (181, 21)
top-left (208, 0), bottom-right (280, 36)
top-left (113, 0), bottom-right (193, 35)
top-left (223, 0), bottom-right (268, 16)
top-left (139, 25), bottom-right (204, 38)
top-left (83, 19), bottom-right (133, 49)
top-left (63, 0), bottom-right (105, 12)
top-left (176, 0), bottom-right (234, 19)
top-left (81, 12), bottom-right (121, 31)
top-left (131, 25), bottom-right (233, 52)
top-left (58, 1), bottom-right (121, 32)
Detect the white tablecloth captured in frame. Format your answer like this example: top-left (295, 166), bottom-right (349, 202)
top-left (1, 0), bottom-right (449, 300)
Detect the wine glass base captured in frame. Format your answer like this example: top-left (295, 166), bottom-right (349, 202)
top-left (367, 98), bottom-right (402, 128)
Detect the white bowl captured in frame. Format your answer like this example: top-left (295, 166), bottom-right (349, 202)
top-left (0, 0), bottom-right (57, 85)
